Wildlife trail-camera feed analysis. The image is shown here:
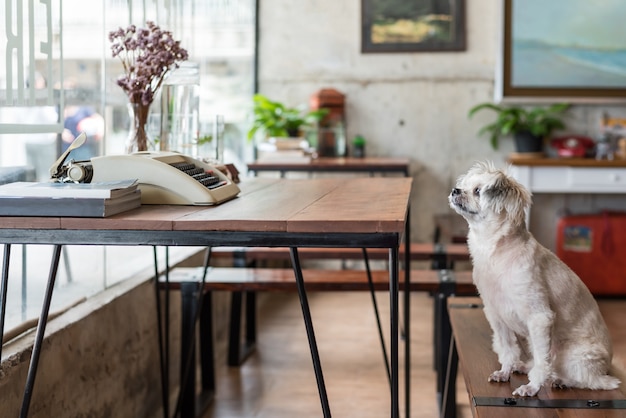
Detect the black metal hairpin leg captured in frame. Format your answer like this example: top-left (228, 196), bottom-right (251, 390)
top-left (404, 206), bottom-right (411, 418)
top-left (389, 246), bottom-right (400, 418)
top-left (289, 247), bottom-right (330, 418)
top-left (19, 244), bottom-right (62, 418)
top-left (362, 248), bottom-right (391, 384)
top-left (0, 244), bottom-right (11, 359)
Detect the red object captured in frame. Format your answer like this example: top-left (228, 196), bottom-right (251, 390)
top-left (550, 135), bottom-right (595, 158)
top-left (556, 212), bottom-right (626, 296)
top-left (310, 88), bottom-right (345, 126)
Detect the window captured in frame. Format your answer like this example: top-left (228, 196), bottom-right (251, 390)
top-left (0, 0), bottom-right (257, 330)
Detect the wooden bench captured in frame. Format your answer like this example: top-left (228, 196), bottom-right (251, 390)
top-left (160, 267), bottom-right (476, 418)
top-left (205, 243), bottom-right (468, 400)
top-left (444, 297), bottom-right (626, 418)
top-left (209, 242), bottom-right (471, 270)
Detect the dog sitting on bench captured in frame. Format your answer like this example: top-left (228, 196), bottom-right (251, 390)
top-left (448, 161), bottom-right (621, 397)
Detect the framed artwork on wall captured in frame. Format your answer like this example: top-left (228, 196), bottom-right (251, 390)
top-left (361, 0), bottom-right (466, 53)
top-left (498, 0), bottom-right (626, 102)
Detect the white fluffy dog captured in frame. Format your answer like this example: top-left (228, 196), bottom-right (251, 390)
top-left (448, 161), bottom-right (620, 397)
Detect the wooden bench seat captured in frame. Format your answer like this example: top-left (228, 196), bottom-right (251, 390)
top-left (161, 266), bottom-right (475, 292)
top-left (444, 297), bottom-right (626, 418)
top-left (209, 242), bottom-right (470, 268)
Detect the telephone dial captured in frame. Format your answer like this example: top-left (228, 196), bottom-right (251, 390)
top-left (49, 133), bottom-right (240, 205)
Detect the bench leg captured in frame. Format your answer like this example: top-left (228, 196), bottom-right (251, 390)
top-left (434, 293), bottom-right (443, 373)
top-left (198, 290), bottom-right (216, 407)
top-left (227, 291), bottom-right (257, 366)
top-left (175, 248), bottom-right (215, 418)
top-left (434, 273), bottom-right (455, 413)
top-left (226, 248), bottom-right (258, 367)
top-left (435, 292), bottom-right (452, 402)
top-left (180, 282), bottom-right (198, 418)
top-left (175, 283), bottom-right (216, 418)
top-left (245, 291), bottom-right (256, 351)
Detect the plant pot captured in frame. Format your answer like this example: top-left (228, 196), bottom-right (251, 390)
top-left (514, 131), bottom-right (544, 154)
top-left (352, 144), bottom-right (365, 158)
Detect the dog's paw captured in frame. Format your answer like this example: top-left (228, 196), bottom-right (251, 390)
top-left (488, 370), bottom-right (510, 382)
top-left (552, 380), bottom-right (568, 390)
top-left (512, 383), bottom-right (540, 397)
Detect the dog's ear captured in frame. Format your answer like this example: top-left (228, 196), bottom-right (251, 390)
top-left (484, 172), bottom-right (531, 226)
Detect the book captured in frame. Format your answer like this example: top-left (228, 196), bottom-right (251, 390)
top-left (0, 190), bottom-right (142, 217)
top-left (0, 179), bottom-right (139, 199)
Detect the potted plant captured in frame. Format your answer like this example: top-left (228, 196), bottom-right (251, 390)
top-left (247, 94), bottom-right (328, 141)
top-left (352, 134), bottom-right (366, 158)
top-left (468, 102), bottom-right (569, 153)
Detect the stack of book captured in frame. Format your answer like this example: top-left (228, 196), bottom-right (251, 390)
top-left (0, 179), bottom-right (141, 217)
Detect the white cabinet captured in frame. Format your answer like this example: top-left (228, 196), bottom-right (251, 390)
top-left (509, 159), bottom-right (626, 194)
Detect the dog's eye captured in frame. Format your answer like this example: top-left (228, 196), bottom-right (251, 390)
top-left (473, 187), bottom-right (480, 196)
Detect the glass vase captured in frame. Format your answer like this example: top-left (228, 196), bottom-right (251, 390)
top-left (126, 102), bottom-right (153, 153)
top-left (159, 62), bottom-right (200, 156)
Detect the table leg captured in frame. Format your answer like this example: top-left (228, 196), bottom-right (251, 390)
top-left (153, 247), bottom-right (169, 418)
top-left (404, 206), bottom-right (411, 418)
top-left (389, 246), bottom-right (400, 418)
top-left (289, 247), bottom-right (330, 418)
top-left (0, 244), bottom-right (11, 359)
top-left (362, 248), bottom-right (391, 383)
top-left (20, 244), bottom-right (62, 418)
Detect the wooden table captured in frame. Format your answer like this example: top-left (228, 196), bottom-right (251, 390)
top-left (247, 156), bottom-right (411, 177)
top-left (0, 177), bottom-right (412, 418)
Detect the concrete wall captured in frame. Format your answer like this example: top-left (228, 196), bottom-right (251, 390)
top-left (256, 0), bottom-right (626, 249)
top-left (0, 254), bottom-right (232, 418)
top-left (0, 276), bottom-right (170, 417)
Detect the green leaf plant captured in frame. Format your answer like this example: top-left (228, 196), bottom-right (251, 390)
top-left (247, 94), bottom-right (329, 141)
top-left (468, 102), bottom-right (570, 150)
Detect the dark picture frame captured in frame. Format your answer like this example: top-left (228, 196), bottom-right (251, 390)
top-left (499, 0), bottom-right (626, 102)
top-left (361, 0), bottom-right (466, 53)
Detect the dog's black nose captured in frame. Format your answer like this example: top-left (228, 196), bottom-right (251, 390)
top-left (451, 188), bottom-right (461, 196)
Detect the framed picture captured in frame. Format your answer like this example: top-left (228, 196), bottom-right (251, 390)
top-left (361, 0), bottom-right (466, 53)
top-left (498, 0), bottom-right (626, 102)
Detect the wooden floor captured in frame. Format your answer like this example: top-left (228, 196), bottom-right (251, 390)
top-left (203, 291), bottom-right (626, 418)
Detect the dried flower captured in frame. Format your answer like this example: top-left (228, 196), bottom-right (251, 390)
top-left (108, 21), bottom-right (188, 106)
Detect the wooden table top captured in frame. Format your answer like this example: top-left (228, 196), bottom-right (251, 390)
top-left (247, 157), bottom-right (410, 173)
top-left (0, 177), bottom-right (412, 241)
top-left (508, 156), bottom-right (626, 167)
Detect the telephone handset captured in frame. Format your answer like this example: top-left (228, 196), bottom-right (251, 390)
top-left (49, 134), bottom-right (240, 205)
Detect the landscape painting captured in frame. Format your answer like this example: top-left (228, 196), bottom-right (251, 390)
top-left (361, 0), bottom-right (465, 53)
top-left (502, 0), bottom-right (626, 101)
